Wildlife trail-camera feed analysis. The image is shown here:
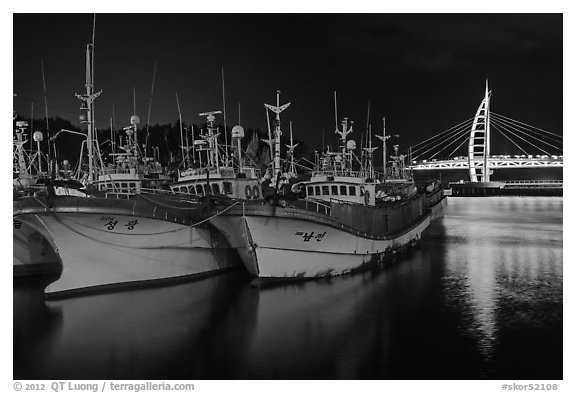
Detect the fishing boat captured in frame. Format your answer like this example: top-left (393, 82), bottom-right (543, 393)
top-left (13, 41), bottom-right (240, 297)
top-left (209, 92), bottom-right (445, 285)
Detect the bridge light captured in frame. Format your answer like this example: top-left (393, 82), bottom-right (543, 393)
top-left (527, 155), bottom-right (533, 158)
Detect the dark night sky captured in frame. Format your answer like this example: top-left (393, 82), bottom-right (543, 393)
top-left (13, 13), bottom-right (563, 155)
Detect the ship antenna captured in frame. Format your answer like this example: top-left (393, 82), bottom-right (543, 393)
top-left (334, 91), bottom-right (338, 131)
top-left (30, 102), bottom-right (33, 149)
top-left (266, 106), bottom-right (273, 162)
top-left (176, 92), bottom-right (185, 170)
top-left (365, 100), bottom-right (370, 136)
top-left (145, 61), bottom-right (157, 160)
top-left (111, 103), bottom-right (116, 154)
top-left (221, 67), bottom-right (229, 167)
top-left (41, 58), bottom-right (52, 175)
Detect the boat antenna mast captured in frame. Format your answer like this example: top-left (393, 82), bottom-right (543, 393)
top-left (285, 121), bottom-right (299, 177)
top-left (75, 17), bottom-right (102, 185)
top-left (221, 67), bottom-right (230, 167)
top-left (199, 110), bottom-right (223, 170)
top-left (334, 91), bottom-right (353, 174)
top-left (144, 61), bottom-right (157, 161)
top-left (264, 90), bottom-right (291, 177)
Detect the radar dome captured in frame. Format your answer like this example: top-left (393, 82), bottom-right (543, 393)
top-left (33, 131), bottom-right (43, 142)
top-left (130, 115), bottom-right (140, 125)
top-left (231, 125), bottom-right (245, 138)
top-left (347, 140), bottom-right (357, 150)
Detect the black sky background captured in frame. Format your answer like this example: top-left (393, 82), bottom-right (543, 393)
top-left (13, 13), bottom-right (563, 156)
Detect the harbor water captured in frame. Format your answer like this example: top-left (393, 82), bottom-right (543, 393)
top-left (13, 197), bottom-right (563, 379)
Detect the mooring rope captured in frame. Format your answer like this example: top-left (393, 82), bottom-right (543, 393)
top-left (24, 196), bottom-right (239, 249)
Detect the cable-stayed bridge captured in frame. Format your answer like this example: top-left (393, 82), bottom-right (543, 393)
top-left (411, 81), bottom-right (563, 183)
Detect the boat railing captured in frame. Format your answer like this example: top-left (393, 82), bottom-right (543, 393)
top-left (311, 170), bottom-right (364, 178)
top-left (294, 197), bottom-right (332, 216)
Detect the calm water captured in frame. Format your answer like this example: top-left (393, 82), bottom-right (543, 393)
top-left (13, 197), bottom-right (563, 380)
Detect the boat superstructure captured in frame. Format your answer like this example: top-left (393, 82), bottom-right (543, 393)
top-left (169, 110), bottom-right (263, 200)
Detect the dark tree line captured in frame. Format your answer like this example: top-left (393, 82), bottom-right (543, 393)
top-left (13, 116), bottom-right (309, 171)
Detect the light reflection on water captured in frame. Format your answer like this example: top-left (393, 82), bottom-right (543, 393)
top-left (14, 197), bottom-right (562, 379)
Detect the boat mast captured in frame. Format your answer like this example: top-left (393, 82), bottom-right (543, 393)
top-left (199, 110), bottom-right (222, 169)
top-left (264, 90), bottom-right (290, 177)
top-left (375, 117), bottom-right (388, 181)
top-left (176, 93), bottom-right (185, 169)
top-left (75, 40), bottom-right (102, 184)
top-left (285, 121), bottom-right (299, 176)
top-left (221, 67), bottom-right (229, 167)
top-left (145, 61), bottom-right (157, 160)
top-left (41, 58), bottom-right (51, 172)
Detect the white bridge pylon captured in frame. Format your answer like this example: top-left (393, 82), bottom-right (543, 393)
top-left (411, 81), bottom-right (563, 178)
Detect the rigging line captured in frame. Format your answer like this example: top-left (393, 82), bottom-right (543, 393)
top-left (494, 121), bottom-right (552, 156)
top-left (447, 132), bottom-right (471, 158)
top-left (491, 115), bottom-right (563, 149)
top-left (409, 116), bottom-right (475, 149)
top-left (491, 112), bottom-right (563, 143)
top-left (412, 127), bottom-right (470, 160)
top-left (410, 119), bottom-right (474, 155)
top-left (491, 118), bottom-right (562, 151)
top-left (492, 124), bottom-right (529, 155)
top-left (429, 129), bottom-right (471, 159)
top-left (491, 112), bottom-right (562, 140)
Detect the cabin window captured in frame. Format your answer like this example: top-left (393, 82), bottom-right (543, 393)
top-left (340, 185), bottom-right (347, 195)
top-left (212, 184), bottom-right (220, 194)
top-left (196, 185), bottom-right (204, 195)
top-left (322, 185), bottom-right (329, 195)
top-left (315, 186), bottom-right (321, 195)
top-left (188, 186), bottom-right (195, 194)
top-left (223, 182), bottom-right (233, 195)
top-left (307, 186), bottom-right (314, 196)
top-left (203, 184), bottom-right (210, 194)
top-left (360, 186), bottom-right (365, 196)
top-left (331, 185), bottom-right (338, 195)
top-left (121, 182), bottom-right (127, 189)
top-left (349, 186), bottom-right (356, 196)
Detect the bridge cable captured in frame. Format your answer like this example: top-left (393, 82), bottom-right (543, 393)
top-left (491, 118), bottom-right (562, 152)
top-left (411, 119), bottom-right (473, 157)
top-left (492, 124), bottom-right (530, 156)
top-left (412, 127), bottom-right (470, 160)
top-left (429, 129), bottom-right (471, 159)
top-left (409, 116), bottom-right (475, 150)
top-left (447, 132), bottom-right (473, 158)
top-left (491, 112), bottom-right (562, 141)
top-left (490, 116), bottom-right (562, 150)
top-left (491, 113), bottom-right (563, 144)
top-left (492, 121), bottom-right (553, 156)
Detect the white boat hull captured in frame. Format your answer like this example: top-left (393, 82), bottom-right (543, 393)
top-left (211, 210), bottom-right (430, 281)
top-left (16, 211), bottom-right (238, 296)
